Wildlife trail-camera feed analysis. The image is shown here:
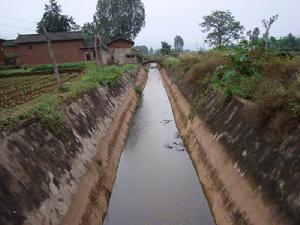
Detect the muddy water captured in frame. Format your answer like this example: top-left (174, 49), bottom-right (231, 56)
top-left (104, 66), bottom-right (215, 225)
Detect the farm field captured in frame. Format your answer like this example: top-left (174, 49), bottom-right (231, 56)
top-left (0, 73), bottom-right (81, 109)
top-left (0, 63), bottom-right (137, 128)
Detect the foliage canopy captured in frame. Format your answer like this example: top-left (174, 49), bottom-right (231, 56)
top-left (37, 0), bottom-right (79, 33)
top-left (93, 0), bottom-right (145, 42)
top-left (174, 35), bottom-right (184, 52)
top-left (160, 42), bottom-right (172, 55)
top-left (200, 10), bottom-right (244, 46)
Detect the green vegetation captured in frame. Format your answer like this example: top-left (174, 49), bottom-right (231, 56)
top-left (200, 10), bottom-right (244, 46)
top-left (162, 56), bottom-right (180, 69)
top-left (84, 0), bottom-right (145, 42)
top-left (174, 35), bottom-right (184, 52)
top-left (0, 62), bottom-right (85, 78)
top-left (31, 62), bottom-right (85, 72)
top-left (0, 63), bottom-right (137, 129)
top-left (162, 42), bottom-right (300, 125)
top-left (160, 42), bottom-right (172, 55)
top-left (134, 85), bottom-right (143, 96)
top-left (0, 73), bottom-right (80, 109)
top-left (37, 0), bottom-right (79, 33)
top-left (82, 64), bottom-right (136, 87)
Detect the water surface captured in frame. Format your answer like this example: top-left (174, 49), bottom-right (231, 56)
top-left (104, 66), bottom-right (215, 225)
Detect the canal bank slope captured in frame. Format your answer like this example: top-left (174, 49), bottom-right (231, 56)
top-left (0, 68), bottom-right (147, 225)
top-left (161, 69), bottom-right (296, 225)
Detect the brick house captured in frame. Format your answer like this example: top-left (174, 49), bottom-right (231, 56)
top-left (3, 40), bottom-right (18, 56)
top-left (15, 31), bottom-right (87, 66)
top-left (104, 38), bottom-right (137, 65)
top-left (4, 32), bottom-right (137, 66)
top-left (0, 38), bottom-right (5, 66)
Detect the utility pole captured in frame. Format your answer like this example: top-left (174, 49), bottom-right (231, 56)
top-left (94, 34), bottom-right (100, 67)
top-left (42, 25), bottom-right (61, 86)
top-left (97, 34), bottom-right (103, 66)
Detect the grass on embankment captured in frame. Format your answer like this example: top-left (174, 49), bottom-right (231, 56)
top-left (0, 63), bottom-right (137, 129)
top-left (162, 45), bottom-right (300, 138)
top-left (0, 62), bottom-right (85, 78)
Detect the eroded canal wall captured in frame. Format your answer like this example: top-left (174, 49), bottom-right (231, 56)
top-left (161, 68), bottom-right (298, 225)
top-left (0, 68), bottom-right (147, 225)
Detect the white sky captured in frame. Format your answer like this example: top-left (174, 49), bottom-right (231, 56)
top-left (1, 0), bottom-right (300, 50)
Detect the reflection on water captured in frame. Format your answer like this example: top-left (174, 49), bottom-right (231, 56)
top-left (104, 66), bottom-right (215, 225)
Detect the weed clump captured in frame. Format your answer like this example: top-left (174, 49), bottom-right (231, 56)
top-left (82, 64), bottom-right (136, 87)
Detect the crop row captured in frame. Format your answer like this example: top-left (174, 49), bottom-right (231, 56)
top-left (0, 73), bottom-right (80, 109)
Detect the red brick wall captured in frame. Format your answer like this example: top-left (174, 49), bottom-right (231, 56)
top-left (17, 40), bottom-right (86, 66)
top-left (0, 42), bottom-right (5, 66)
top-left (4, 46), bottom-right (18, 56)
top-left (107, 40), bottom-right (133, 49)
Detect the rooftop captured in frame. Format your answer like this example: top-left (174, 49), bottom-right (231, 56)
top-left (107, 38), bottom-right (135, 46)
top-left (16, 31), bottom-right (84, 44)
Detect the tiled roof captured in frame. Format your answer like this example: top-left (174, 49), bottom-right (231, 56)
top-left (107, 38), bottom-right (134, 46)
top-left (3, 40), bottom-right (17, 47)
top-left (16, 31), bottom-right (84, 44)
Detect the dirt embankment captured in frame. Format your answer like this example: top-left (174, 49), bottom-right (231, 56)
top-left (0, 68), bottom-right (147, 225)
top-left (161, 69), bottom-right (297, 225)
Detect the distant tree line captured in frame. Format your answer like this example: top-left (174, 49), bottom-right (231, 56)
top-left (198, 10), bottom-right (300, 53)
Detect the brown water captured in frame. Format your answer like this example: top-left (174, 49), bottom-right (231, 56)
top-left (104, 67), bottom-right (215, 225)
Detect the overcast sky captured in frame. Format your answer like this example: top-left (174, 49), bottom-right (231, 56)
top-left (1, 0), bottom-right (299, 50)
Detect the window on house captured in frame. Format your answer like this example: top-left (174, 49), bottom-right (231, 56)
top-left (86, 53), bottom-right (91, 61)
top-left (126, 54), bottom-right (136, 59)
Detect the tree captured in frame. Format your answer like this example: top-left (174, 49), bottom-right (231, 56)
top-left (94, 0), bottom-right (145, 43)
top-left (149, 47), bottom-right (154, 55)
top-left (174, 35), bottom-right (184, 52)
top-left (246, 27), bottom-right (260, 43)
top-left (82, 22), bottom-right (103, 66)
top-left (135, 45), bottom-right (149, 55)
top-left (262, 15), bottom-right (279, 39)
top-left (160, 42), bottom-right (171, 55)
top-left (37, 0), bottom-right (79, 33)
top-left (200, 10), bottom-right (244, 46)
top-left (283, 33), bottom-right (297, 49)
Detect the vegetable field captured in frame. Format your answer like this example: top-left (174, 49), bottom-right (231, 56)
top-left (0, 73), bottom-right (81, 109)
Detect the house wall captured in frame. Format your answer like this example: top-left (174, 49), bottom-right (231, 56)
top-left (17, 40), bottom-right (86, 66)
top-left (4, 46), bottom-right (18, 56)
top-left (0, 41), bottom-right (5, 66)
top-left (107, 40), bottom-right (133, 49)
top-left (108, 48), bottom-right (137, 65)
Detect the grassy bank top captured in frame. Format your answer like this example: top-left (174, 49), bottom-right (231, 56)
top-left (0, 63), bottom-right (137, 130)
top-left (161, 44), bottom-right (300, 137)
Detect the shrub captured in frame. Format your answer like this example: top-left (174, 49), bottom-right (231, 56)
top-left (32, 62), bottom-right (85, 72)
top-left (177, 54), bottom-right (200, 73)
top-left (82, 64), bottom-right (137, 87)
top-left (134, 85), bottom-right (143, 95)
top-left (163, 56), bottom-right (180, 69)
top-left (185, 52), bottom-right (224, 86)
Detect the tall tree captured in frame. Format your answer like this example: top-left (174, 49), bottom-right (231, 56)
top-left (149, 47), bottom-right (154, 55)
top-left (174, 35), bottom-right (184, 52)
top-left (246, 27), bottom-right (260, 43)
top-left (94, 0), bottom-right (145, 43)
top-left (135, 45), bottom-right (149, 55)
top-left (160, 42), bottom-right (171, 55)
top-left (200, 10), bottom-right (244, 46)
top-left (262, 15), bottom-right (279, 39)
top-left (37, 0), bottom-right (79, 33)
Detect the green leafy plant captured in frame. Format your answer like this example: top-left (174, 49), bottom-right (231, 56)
top-left (134, 85), bottom-right (143, 96)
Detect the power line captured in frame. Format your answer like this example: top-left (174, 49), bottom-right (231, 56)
top-left (0, 23), bottom-right (35, 32)
top-left (0, 16), bottom-right (36, 25)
